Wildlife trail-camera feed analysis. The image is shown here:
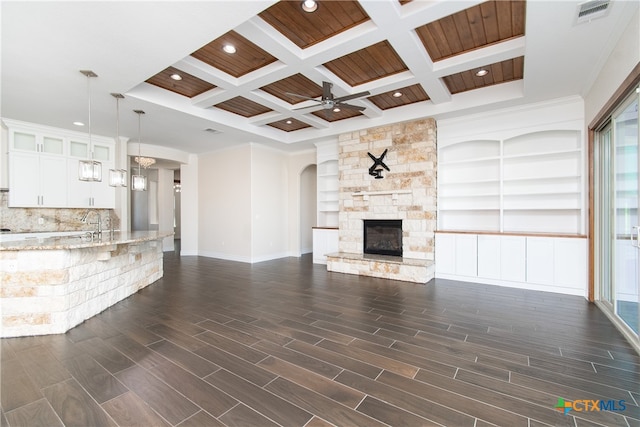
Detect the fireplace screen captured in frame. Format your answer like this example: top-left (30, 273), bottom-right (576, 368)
top-left (363, 219), bottom-right (402, 257)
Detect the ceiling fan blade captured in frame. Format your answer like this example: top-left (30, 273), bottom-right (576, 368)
top-left (333, 90), bottom-right (371, 103)
top-left (322, 81), bottom-right (333, 100)
top-left (337, 102), bottom-right (366, 111)
top-left (292, 104), bottom-right (324, 111)
top-left (285, 92), bottom-right (320, 102)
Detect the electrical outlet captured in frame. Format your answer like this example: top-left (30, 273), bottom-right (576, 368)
top-left (38, 217), bottom-right (44, 225)
top-left (6, 261), bottom-right (17, 272)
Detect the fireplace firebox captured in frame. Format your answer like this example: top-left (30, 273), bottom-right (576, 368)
top-left (363, 219), bottom-right (402, 257)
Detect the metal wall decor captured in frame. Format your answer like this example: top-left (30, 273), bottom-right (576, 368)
top-left (368, 149), bottom-right (389, 179)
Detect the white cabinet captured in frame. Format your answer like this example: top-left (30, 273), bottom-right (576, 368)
top-left (5, 119), bottom-right (116, 209)
top-left (436, 232), bottom-right (587, 297)
top-left (477, 235), bottom-right (526, 281)
top-left (8, 129), bottom-right (68, 207)
top-left (9, 151), bottom-right (67, 207)
top-left (313, 228), bottom-right (339, 264)
top-left (67, 137), bottom-right (115, 208)
top-left (435, 233), bottom-right (477, 277)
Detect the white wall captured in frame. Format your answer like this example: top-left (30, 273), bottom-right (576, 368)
top-left (250, 144), bottom-right (289, 262)
top-left (585, 7), bottom-right (640, 124)
top-left (157, 168), bottom-right (174, 251)
top-left (198, 145), bottom-right (252, 261)
top-left (287, 149), bottom-right (316, 257)
top-left (180, 154), bottom-right (198, 255)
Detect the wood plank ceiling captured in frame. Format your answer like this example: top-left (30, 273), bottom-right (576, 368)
top-left (145, 0), bottom-right (526, 133)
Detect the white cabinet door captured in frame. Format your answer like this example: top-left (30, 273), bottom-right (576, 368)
top-left (9, 152), bottom-right (40, 207)
top-left (66, 159), bottom-right (115, 208)
top-left (478, 235), bottom-right (501, 279)
top-left (435, 233), bottom-right (456, 274)
top-left (313, 228), bottom-right (339, 264)
top-left (554, 238), bottom-right (587, 288)
top-left (526, 237), bottom-right (555, 285)
top-left (455, 234), bottom-right (477, 277)
top-left (501, 236), bottom-right (526, 282)
top-left (8, 152), bottom-right (66, 207)
top-left (39, 155), bottom-right (67, 207)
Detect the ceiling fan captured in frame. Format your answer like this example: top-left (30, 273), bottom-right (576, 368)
top-left (286, 81), bottom-right (370, 117)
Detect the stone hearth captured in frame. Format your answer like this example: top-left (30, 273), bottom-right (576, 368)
top-left (326, 118), bottom-right (437, 283)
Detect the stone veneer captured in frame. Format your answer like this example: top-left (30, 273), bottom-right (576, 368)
top-left (327, 118), bottom-right (437, 283)
top-left (0, 239), bottom-right (163, 337)
top-left (0, 191), bottom-right (118, 233)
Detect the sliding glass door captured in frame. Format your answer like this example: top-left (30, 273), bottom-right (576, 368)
top-left (596, 88), bottom-right (640, 345)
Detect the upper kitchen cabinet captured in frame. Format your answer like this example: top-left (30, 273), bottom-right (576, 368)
top-left (67, 136), bottom-right (115, 208)
top-left (4, 119), bottom-right (116, 208)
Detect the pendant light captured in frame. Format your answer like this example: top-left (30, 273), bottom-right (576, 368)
top-left (78, 70), bottom-right (102, 182)
top-left (131, 110), bottom-right (147, 191)
top-left (109, 93), bottom-right (127, 187)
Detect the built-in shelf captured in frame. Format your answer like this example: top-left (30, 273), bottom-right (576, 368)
top-left (438, 130), bottom-right (584, 234)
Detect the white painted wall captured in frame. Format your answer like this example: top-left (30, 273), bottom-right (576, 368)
top-left (198, 145), bottom-right (252, 261)
top-left (585, 7), bottom-right (640, 124)
top-left (180, 154), bottom-right (198, 256)
top-left (157, 167), bottom-right (174, 251)
top-left (287, 149), bottom-right (316, 257)
top-left (250, 144), bottom-right (288, 262)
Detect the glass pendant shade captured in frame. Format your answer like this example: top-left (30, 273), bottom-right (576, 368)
top-left (132, 174), bottom-right (147, 191)
top-left (78, 70), bottom-right (102, 182)
top-left (79, 159), bottom-right (102, 182)
top-left (108, 93), bottom-right (127, 187)
top-left (109, 169), bottom-right (127, 187)
top-left (132, 109), bottom-right (147, 192)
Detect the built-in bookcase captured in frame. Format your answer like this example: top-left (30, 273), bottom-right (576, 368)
top-left (438, 130), bottom-right (584, 234)
top-left (316, 141), bottom-right (339, 228)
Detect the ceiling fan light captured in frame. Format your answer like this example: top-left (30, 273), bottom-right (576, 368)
top-left (301, 0), bottom-right (317, 12)
top-left (222, 44), bottom-right (236, 54)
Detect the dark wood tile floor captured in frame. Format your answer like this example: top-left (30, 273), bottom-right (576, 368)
top-left (2, 252), bottom-right (639, 427)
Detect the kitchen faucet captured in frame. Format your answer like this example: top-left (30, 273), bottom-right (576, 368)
top-left (80, 209), bottom-right (102, 238)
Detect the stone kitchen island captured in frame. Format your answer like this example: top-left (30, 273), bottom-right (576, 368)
top-left (0, 230), bottom-right (172, 338)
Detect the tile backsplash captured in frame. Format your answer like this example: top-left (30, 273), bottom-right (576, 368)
top-left (0, 191), bottom-right (119, 233)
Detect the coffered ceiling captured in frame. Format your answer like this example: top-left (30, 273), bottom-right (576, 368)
top-left (1, 0), bottom-right (638, 154)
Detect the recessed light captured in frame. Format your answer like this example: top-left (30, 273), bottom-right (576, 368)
top-left (223, 44), bottom-right (236, 54)
top-left (392, 91), bottom-right (403, 98)
top-left (170, 73), bottom-right (182, 81)
top-left (333, 107), bottom-right (341, 112)
top-left (286, 120), bottom-right (292, 124)
top-left (301, 0), bottom-right (318, 13)
top-left (475, 69), bottom-right (489, 77)
top-left (73, 121), bottom-right (84, 126)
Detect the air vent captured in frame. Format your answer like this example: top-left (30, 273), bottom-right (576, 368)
top-left (575, 0), bottom-right (611, 24)
top-left (204, 128), bottom-right (220, 134)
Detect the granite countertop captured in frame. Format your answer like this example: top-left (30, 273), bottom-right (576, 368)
top-left (0, 230), bottom-right (174, 251)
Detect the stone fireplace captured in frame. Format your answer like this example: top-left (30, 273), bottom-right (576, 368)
top-left (326, 118), bottom-right (436, 283)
